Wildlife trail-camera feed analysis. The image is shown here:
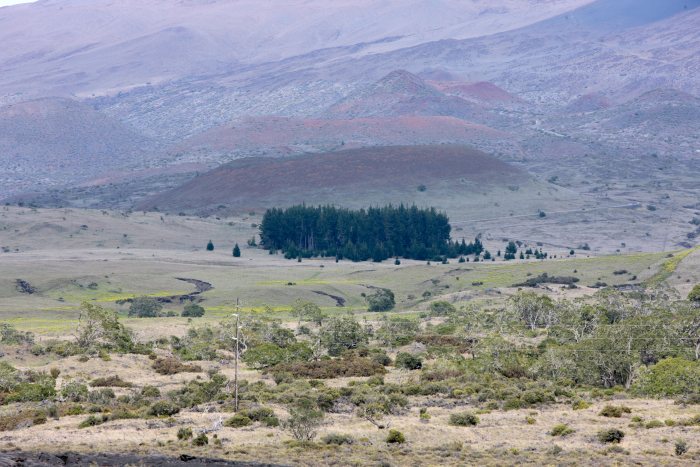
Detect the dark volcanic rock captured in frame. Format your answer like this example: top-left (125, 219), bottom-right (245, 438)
top-left (0, 451), bottom-right (285, 467)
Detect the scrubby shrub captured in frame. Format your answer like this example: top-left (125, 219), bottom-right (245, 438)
top-left (449, 412), bottom-right (479, 427)
top-left (386, 429), bottom-right (405, 444)
top-left (550, 424), bottom-right (575, 437)
top-left (376, 317), bottom-right (419, 346)
top-left (645, 420), bottom-right (664, 429)
top-left (177, 427), bottom-right (193, 440)
top-left (148, 401), bottom-right (180, 417)
top-left (193, 433), bottom-right (209, 446)
top-left (244, 406), bottom-right (279, 426)
top-left (599, 405), bottom-right (631, 418)
top-left (152, 357), bottom-right (202, 375)
top-left (633, 358), bottom-right (700, 397)
top-left (395, 353), bottom-right (423, 370)
top-left (429, 301), bottom-right (456, 316)
top-left (225, 413), bottom-right (252, 428)
top-left (272, 356), bottom-right (385, 379)
top-left (688, 285), bottom-right (700, 303)
top-left (572, 399), bottom-right (591, 410)
top-left (128, 296), bottom-right (163, 318)
top-left (182, 304), bottom-right (206, 318)
top-left (597, 428), bottom-right (625, 444)
top-left (141, 385), bottom-right (161, 398)
top-left (0, 323), bottom-right (35, 345)
top-left (61, 380), bottom-right (89, 402)
top-left (91, 375), bottom-right (133, 388)
top-left (675, 439), bottom-right (688, 456)
top-left (370, 350), bottom-right (392, 367)
top-left (366, 288), bottom-right (395, 312)
top-left (79, 414), bottom-right (108, 428)
top-left (322, 433), bottom-right (354, 445)
top-left (88, 388), bottom-right (115, 405)
top-left (285, 399), bottom-right (324, 441)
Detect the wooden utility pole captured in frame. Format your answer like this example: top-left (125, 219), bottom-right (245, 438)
top-left (233, 298), bottom-right (240, 412)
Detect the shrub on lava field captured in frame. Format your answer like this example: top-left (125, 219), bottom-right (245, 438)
top-left (91, 375), bottom-right (133, 388)
top-left (177, 427), bottom-right (193, 440)
top-left (141, 385), bottom-right (161, 398)
top-left (449, 412), bottom-right (479, 427)
top-left (598, 405), bottom-right (631, 418)
top-left (395, 353), bottom-right (423, 370)
top-left (224, 413), bottom-right (252, 428)
top-left (322, 433), bottom-right (355, 445)
top-left (550, 424), bottom-right (575, 437)
top-left (152, 357), bottom-right (202, 375)
top-left (192, 433), bottom-right (209, 446)
top-left (386, 429), bottom-right (406, 444)
top-left (272, 356), bottom-right (385, 379)
top-left (597, 428), bottom-right (625, 444)
top-left (148, 401), bottom-right (180, 417)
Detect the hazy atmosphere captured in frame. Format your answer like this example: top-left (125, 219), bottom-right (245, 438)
top-left (1, 1), bottom-right (699, 465)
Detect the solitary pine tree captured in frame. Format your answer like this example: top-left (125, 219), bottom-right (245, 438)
top-left (233, 244), bottom-right (241, 257)
top-left (206, 240), bottom-right (214, 251)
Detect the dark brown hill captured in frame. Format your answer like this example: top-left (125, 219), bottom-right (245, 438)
top-left (138, 145), bottom-right (525, 213)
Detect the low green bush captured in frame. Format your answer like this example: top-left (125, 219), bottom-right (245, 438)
top-left (550, 424), bottom-right (575, 437)
top-left (599, 405), bottom-right (631, 418)
top-left (633, 358), bottom-right (700, 397)
top-left (192, 433), bottom-right (208, 446)
top-left (152, 357), bottom-right (202, 375)
top-left (224, 413), bottom-right (252, 428)
top-left (177, 427), bottom-right (193, 440)
top-left (272, 356), bottom-right (385, 379)
top-left (449, 412), bottom-right (479, 427)
top-left (386, 429), bottom-right (405, 444)
top-left (141, 386), bottom-right (161, 398)
top-left (395, 353), bottom-right (423, 370)
top-left (597, 428), bottom-right (625, 444)
top-left (91, 375), bottom-right (133, 388)
top-left (79, 414), bottom-right (109, 429)
top-left (322, 433), bottom-right (354, 445)
top-left (148, 401), bottom-right (180, 417)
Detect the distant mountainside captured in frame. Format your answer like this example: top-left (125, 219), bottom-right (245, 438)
top-left (0, 97), bottom-right (154, 197)
top-left (172, 115), bottom-right (514, 163)
top-left (137, 145), bottom-right (526, 214)
top-left (0, 0), bottom-right (595, 98)
top-left (325, 70), bottom-right (488, 121)
top-left (0, 0), bottom-right (699, 219)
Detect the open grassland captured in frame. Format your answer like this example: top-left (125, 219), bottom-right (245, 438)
top-left (0, 241), bottom-right (667, 337)
top-left (2, 206), bottom-right (699, 466)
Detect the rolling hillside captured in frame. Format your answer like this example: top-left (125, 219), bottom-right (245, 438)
top-left (138, 145), bottom-right (528, 213)
top-left (0, 97), bottom-right (154, 197)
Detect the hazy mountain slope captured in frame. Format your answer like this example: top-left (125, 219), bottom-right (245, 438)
top-left (84, 0), bottom-right (700, 143)
top-left (315, 0), bottom-right (700, 102)
top-left (0, 98), bottom-right (154, 197)
top-left (0, 0), bottom-right (594, 99)
top-left (137, 145), bottom-right (527, 213)
top-left (171, 115), bottom-right (515, 164)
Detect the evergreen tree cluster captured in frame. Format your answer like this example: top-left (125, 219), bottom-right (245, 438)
top-left (259, 204), bottom-right (480, 262)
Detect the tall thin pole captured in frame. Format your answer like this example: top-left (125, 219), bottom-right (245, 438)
top-left (234, 298), bottom-right (240, 412)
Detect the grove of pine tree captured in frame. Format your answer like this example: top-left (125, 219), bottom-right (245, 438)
top-left (259, 204), bottom-right (482, 262)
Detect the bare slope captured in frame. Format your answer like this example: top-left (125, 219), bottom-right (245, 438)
top-left (0, 0), bottom-right (595, 98)
top-left (138, 145), bottom-right (526, 213)
top-left (170, 114), bottom-right (516, 165)
top-left (0, 97), bottom-right (154, 197)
